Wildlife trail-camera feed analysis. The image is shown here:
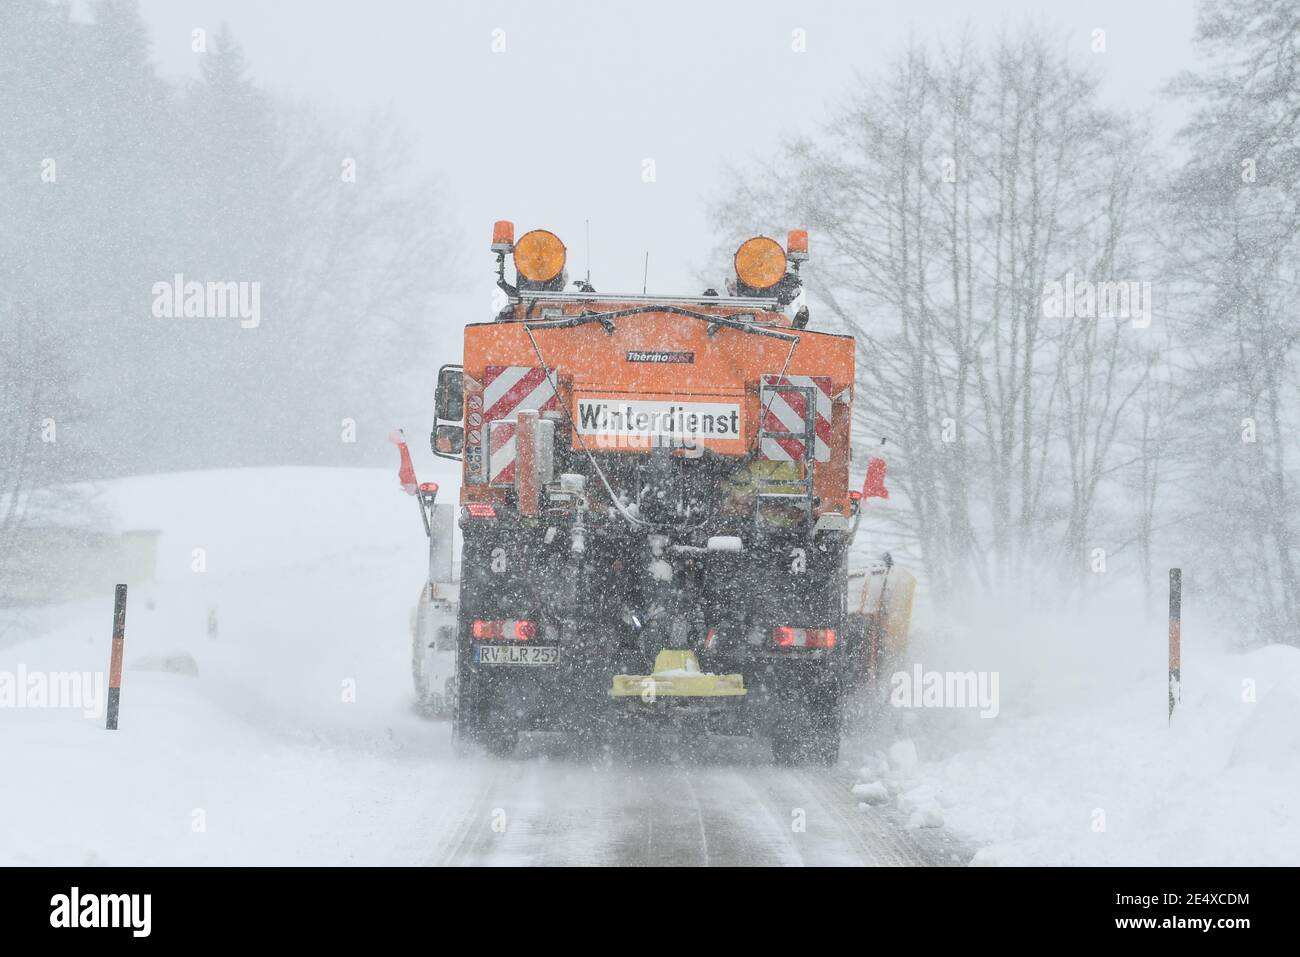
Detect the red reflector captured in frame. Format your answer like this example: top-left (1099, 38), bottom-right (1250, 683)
top-left (774, 626), bottom-right (797, 647)
top-left (704, 628), bottom-right (717, 650)
top-left (849, 490), bottom-right (862, 502)
top-left (419, 482), bottom-right (439, 494)
top-left (514, 620), bottom-right (536, 641)
top-left (465, 503), bottom-right (496, 518)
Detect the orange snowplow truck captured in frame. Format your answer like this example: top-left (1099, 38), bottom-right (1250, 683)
top-left (425, 222), bottom-right (907, 764)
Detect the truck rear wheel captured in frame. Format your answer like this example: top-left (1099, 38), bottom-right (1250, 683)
top-left (481, 728), bottom-right (519, 758)
top-left (451, 669), bottom-right (477, 753)
top-left (771, 725), bottom-right (839, 766)
top-left (452, 667), bottom-right (520, 758)
top-left (412, 600), bottom-right (441, 714)
top-left (770, 683), bottom-right (842, 767)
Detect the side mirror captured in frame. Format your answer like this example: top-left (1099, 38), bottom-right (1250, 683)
top-left (435, 365), bottom-right (464, 422)
top-left (432, 364), bottom-right (464, 461)
top-left (434, 423), bottom-right (464, 456)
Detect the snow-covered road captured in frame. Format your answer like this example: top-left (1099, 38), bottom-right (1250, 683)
top-left (423, 745), bottom-right (960, 866)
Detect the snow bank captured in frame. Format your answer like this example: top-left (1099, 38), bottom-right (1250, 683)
top-left (851, 594), bottom-right (1300, 865)
top-left (0, 466), bottom-right (484, 865)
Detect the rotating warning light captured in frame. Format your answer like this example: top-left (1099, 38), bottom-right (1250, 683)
top-left (786, 229), bottom-right (809, 262)
top-left (734, 236), bottom-right (787, 290)
top-left (513, 229), bottom-right (567, 283)
top-left (491, 220), bottom-right (515, 252)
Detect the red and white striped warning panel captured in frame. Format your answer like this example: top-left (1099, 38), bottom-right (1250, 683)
top-left (759, 374), bottom-right (832, 462)
top-left (484, 365), bottom-right (558, 485)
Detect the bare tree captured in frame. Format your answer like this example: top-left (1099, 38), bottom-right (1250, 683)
top-left (713, 28), bottom-right (1155, 606)
top-left (1166, 0), bottom-right (1300, 644)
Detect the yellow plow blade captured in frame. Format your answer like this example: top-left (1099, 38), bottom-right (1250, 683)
top-left (857, 566), bottom-right (916, 660)
top-left (609, 650), bottom-right (746, 698)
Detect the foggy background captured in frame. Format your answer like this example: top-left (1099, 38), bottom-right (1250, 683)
top-left (4, 0), bottom-right (1299, 644)
top-left (135, 0), bottom-right (1196, 296)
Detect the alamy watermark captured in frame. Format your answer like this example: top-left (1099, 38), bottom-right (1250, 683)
top-left (50, 887), bottom-right (151, 937)
top-left (1041, 271), bottom-right (1151, 328)
top-left (890, 664), bottom-right (1000, 718)
top-left (151, 273), bottom-right (261, 328)
top-left (0, 665), bottom-right (104, 718)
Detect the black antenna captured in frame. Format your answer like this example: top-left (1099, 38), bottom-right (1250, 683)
top-left (585, 219), bottom-right (591, 287)
top-left (642, 251), bottom-right (649, 294)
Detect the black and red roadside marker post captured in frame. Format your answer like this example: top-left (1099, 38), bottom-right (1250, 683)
top-left (1168, 568), bottom-right (1181, 722)
top-left (106, 584), bottom-right (127, 730)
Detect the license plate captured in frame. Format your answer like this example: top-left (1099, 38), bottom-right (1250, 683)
top-left (474, 644), bottom-right (560, 666)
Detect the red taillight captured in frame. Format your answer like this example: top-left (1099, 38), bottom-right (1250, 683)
top-left (808, 628), bottom-right (836, 650)
top-left (472, 619), bottom-right (503, 640)
top-left (773, 627), bottom-right (836, 649)
top-left (472, 619), bottom-right (536, 641)
top-left (464, 503), bottom-right (496, 518)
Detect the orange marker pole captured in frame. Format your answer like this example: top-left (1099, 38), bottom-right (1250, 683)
top-left (106, 584), bottom-right (127, 730)
top-left (1168, 569), bottom-right (1181, 723)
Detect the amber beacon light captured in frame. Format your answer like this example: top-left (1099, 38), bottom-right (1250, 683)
top-left (513, 229), bottom-right (567, 283)
top-left (734, 236), bottom-right (787, 290)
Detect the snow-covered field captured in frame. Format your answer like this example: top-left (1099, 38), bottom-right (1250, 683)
top-left (850, 600), bottom-right (1300, 866)
top-left (1, 467), bottom-right (1296, 865)
top-left (0, 466), bottom-right (469, 865)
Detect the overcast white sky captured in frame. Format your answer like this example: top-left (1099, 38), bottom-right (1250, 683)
top-left (129, 0), bottom-right (1198, 296)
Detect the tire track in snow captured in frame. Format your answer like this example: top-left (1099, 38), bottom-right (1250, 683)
top-left (723, 767), bottom-right (811, 866)
top-left (735, 766), bottom-right (880, 865)
top-left (795, 768), bottom-right (963, 866)
top-left (427, 760), bottom-right (512, 867)
top-left (418, 741), bottom-right (965, 866)
top-left (680, 769), bottom-right (712, 867)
